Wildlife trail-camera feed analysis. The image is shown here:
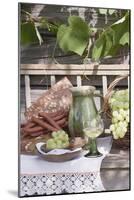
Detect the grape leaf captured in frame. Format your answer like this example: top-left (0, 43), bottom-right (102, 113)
top-left (92, 34), bottom-right (105, 60)
top-left (104, 33), bottom-right (113, 56)
top-left (39, 17), bottom-right (60, 34)
top-left (119, 32), bottom-right (129, 45)
top-left (112, 14), bottom-right (129, 45)
top-left (21, 22), bottom-right (41, 45)
top-left (57, 16), bottom-right (89, 56)
top-left (92, 11), bottom-right (130, 60)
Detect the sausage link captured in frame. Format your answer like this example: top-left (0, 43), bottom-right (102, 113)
top-left (57, 117), bottom-right (67, 126)
top-left (23, 122), bottom-right (36, 130)
top-left (24, 126), bottom-right (44, 133)
top-left (32, 117), bottom-right (58, 132)
top-left (38, 113), bottom-right (61, 130)
top-left (53, 112), bottom-right (67, 121)
top-left (30, 130), bottom-right (47, 137)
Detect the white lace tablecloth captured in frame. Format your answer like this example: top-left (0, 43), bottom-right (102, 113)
top-left (19, 154), bottom-right (105, 196)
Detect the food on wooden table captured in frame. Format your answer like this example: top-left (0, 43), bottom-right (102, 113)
top-left (39, 109), bottom-right (67, 121)
top-left (21, 78), bottom-right (73, 154)
top-left (23, 121), bottom-right (35, 129)
top-left (56, 117), bottom-right (67, 127)
top-left (109, 89), bottom-right (129, 139)
top-left (51, 111), bottom-right (67, 121)
top-left (25, 77), bottom-right (72, 120)
top-left (38, 112), bottom-right (61, 130)
top-left (32, 117), bottom-right (58, 132)
top-left (21, 110), bottom-right (69, 138)
top-left (21, 123), bottom-right (26, 128)
top-left (40, 110), bottom-right (64, 118)
top-left (69, 137), bottom-right (86, 150)
top-left (21, 135), bottom-right (51, 154)
top-left (30, 130), bottom-right (49, 137)
top-left (46, 130), bottom-right (70, 150)
top-left (24, 126), bottom-right (44, 133)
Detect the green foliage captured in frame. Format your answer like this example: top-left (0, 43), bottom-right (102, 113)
top-left (21, 16), bottom-right (60, 45)
top-left (120, 32), bottom-right (129, 46)
top-left (57, 16), bottom-right (89, 56)
top-left (92, 12), bottom-right (129, 61)
top-left (39, 17), bottom-right (60, 34)
top-left (20, 9), bottom-right (130, 61)
top-left (21, 22), bottom-right (41, 45)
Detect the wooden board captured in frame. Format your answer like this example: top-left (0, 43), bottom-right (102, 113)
top-left (21, 64), bottom-right (129, 70)
top-left (102, 150), bottom-right (129, 169)
top-left (20, 75), bottom-right (128, 87)
top-left (21, 64), bottom-right (129, 76)
top-left (101, 169), bottom-right (129, 190)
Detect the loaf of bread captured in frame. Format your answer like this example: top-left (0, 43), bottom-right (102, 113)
top-left (25, 77), bottom-right (72, 120)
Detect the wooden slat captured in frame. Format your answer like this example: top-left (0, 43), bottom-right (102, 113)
top-left (101, 168), bottom-right (129, 190)
top-left (102, 76), bottom-right (108, 96)
top-left (77, 76), bottom-right (82, 86)
top-left (21, 70), bottom-right (129, 76)
top-left (21, 64), bottom-right (129, 71)
top-left (24, 75), bottom-right (31, 108)
top-left (30, 90), bottom-right (47, 103)
top-left (50, 75), bottom-right (56, 86)
top-left (21, 75), bottom-right (128, 87)
top-left (102, 150), bottom-right (129, 169)
top-left (94, 90), bottom-right (101, 111)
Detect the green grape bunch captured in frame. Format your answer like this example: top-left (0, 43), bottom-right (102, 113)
top-left (109, 89), bottom-right (129, 139)
top-left (46, 130), bottom-right (70, 150)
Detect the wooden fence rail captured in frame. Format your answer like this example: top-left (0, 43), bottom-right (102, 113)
top-left (20, 64), bottom-right (129, 109)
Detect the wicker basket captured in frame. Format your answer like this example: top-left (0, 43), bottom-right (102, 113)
top-left (102, 75), bottom-right (130, 150)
